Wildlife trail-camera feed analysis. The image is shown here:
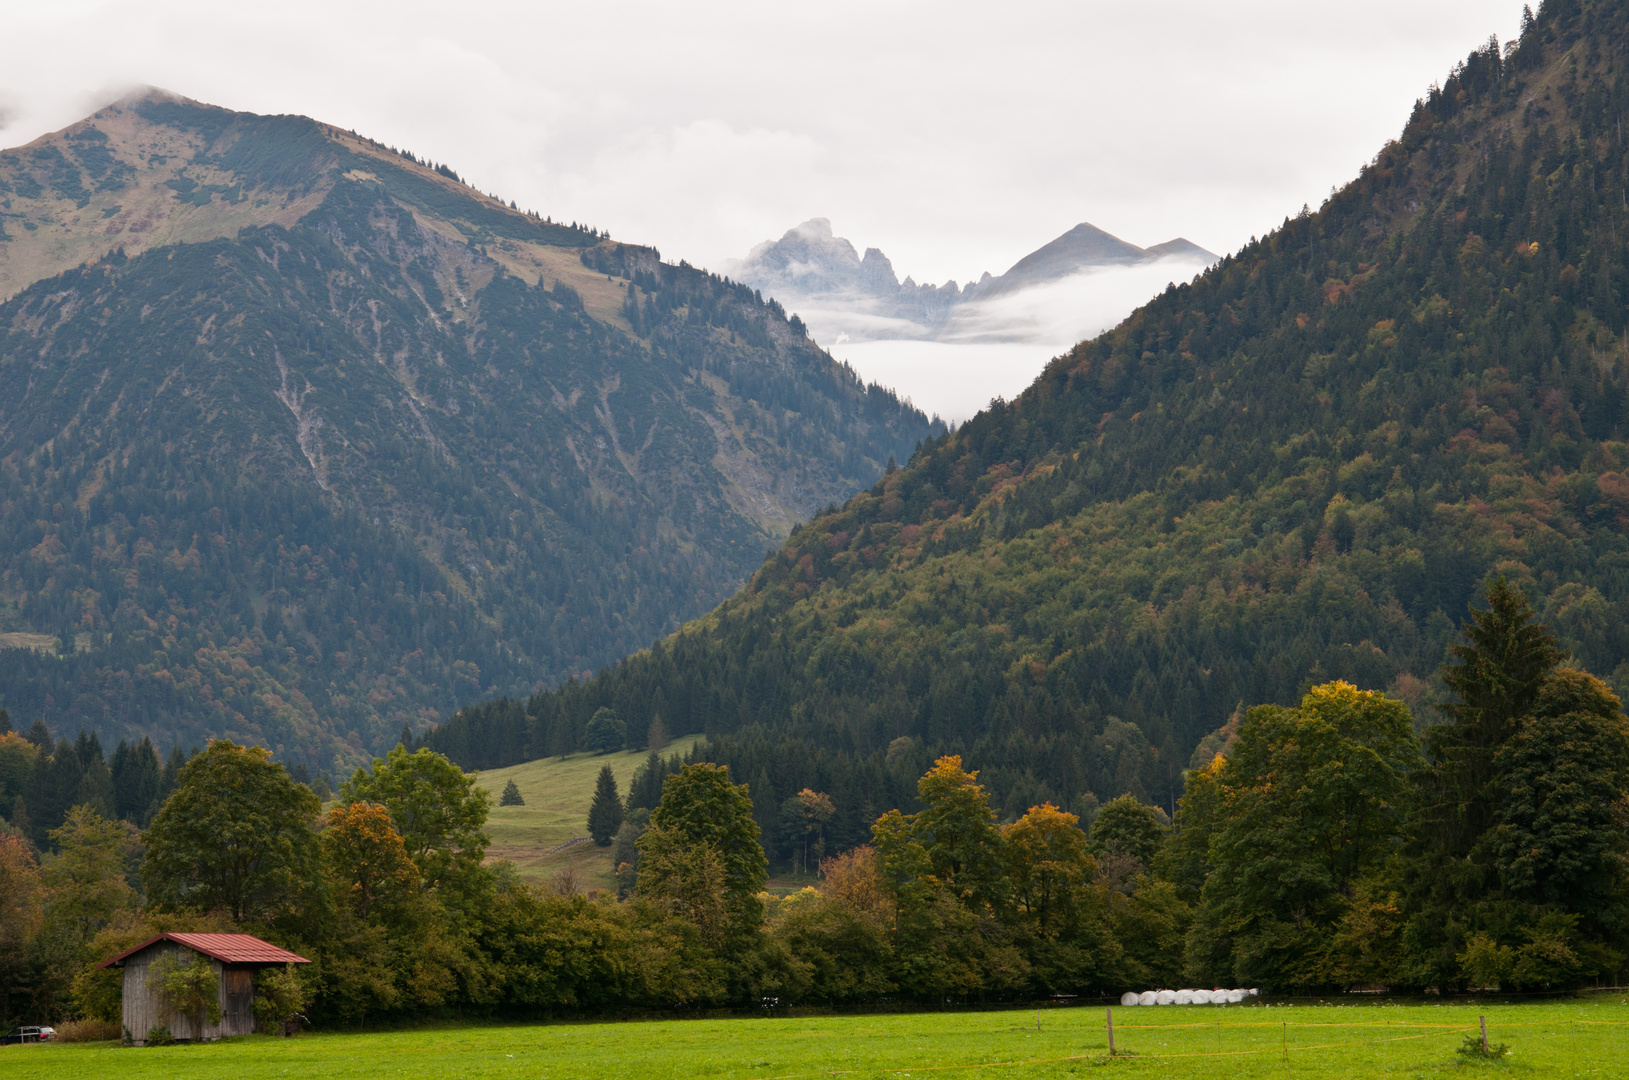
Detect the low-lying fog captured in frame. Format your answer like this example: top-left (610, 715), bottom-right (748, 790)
top-left (810, 254), bottom-right (1215, 424)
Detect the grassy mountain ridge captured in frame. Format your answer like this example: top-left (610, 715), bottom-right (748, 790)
top-left (425, 0), bottom-right (1629, 857)
top-left (0, 92), bottom-right (942, 772)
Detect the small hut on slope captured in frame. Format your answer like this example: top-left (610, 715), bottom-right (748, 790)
top-left (98, 932), bottom-right (309, 1044)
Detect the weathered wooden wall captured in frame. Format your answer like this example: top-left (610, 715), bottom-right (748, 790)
top-left (121, 942), bottom-right (258, 1044)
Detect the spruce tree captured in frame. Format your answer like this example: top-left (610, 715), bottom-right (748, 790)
top-left (587, 765), bottom-right (623, 845)
top-left (499, 779), bottom-right (524, 806)
top-left (1420, 576), bottom-right (1565, 866)
top-left (1403, 577), bottom-right (1569, 989)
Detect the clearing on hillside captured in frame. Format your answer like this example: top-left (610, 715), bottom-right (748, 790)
top-left (472, 737), bottom-right (700, 889)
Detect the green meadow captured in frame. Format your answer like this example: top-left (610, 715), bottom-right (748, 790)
top-left (11, 999), bottom-right (1626, 1079)
top-left (468, 737), bottom-right (701, 888)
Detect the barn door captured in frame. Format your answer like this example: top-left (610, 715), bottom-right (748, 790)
top-left (223, 968), bottom-right (254, 1033)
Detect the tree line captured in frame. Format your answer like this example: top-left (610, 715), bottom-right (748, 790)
top-left (2, 579), bottom-right (1623, 1031)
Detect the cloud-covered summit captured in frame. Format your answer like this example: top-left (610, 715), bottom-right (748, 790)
top-left (725, 218), bottom-right (1218, 345)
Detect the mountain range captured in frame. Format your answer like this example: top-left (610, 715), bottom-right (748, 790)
top-left (0, 90), bottom-right (941, 772)
top-left (426, 0), bottom-right (1629, 857)
top-left (725, 218), bottom-right (1218, 343)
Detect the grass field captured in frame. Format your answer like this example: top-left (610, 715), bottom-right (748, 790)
top-left (11, 998), bottom-right (1626, 1078)
top-left (468, 738), bottom-right (701, 889)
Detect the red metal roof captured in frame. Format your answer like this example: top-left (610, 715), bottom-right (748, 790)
top-left (99, 932), bottom-right (310, 969)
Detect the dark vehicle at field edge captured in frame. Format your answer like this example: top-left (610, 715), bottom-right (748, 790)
top-left (1, 1026), bottom-right (55, 1044)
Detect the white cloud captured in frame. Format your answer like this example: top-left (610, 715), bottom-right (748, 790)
top-left (0, 0), bottom-right (1526, 411)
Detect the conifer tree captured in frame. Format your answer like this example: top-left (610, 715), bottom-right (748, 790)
top-left (1420, 576), bottom-right (1566, 862)
top-left (499, 779), bottom-right (524, 806)
top-left (587, 765), bottom-right (623, 845)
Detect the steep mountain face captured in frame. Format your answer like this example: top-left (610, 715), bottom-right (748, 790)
top-left (727, 218), bottom-right (1216, 344)
top-left (0, 93), bottom-right (940, 771)
top-left (428, 0), bottom-right (1629, 852)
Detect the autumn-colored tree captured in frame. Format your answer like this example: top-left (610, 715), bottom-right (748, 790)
top-left (0, 833), bottom-right (43, 1024)
top-left (911, 756), bottom-right (1005, 910)
top-left (818, 846), bottom-right (896, 927)
top-left (0, 731), bottom-right (39, 822)
top-left (340, 746), bottom-right (490, 894)
top-left (1002, 802), bottom-right (1094, 934)
top-left (1152, 755), bottom-right (1224, 902)
top-left (321, 802), bottom-right (421, 919)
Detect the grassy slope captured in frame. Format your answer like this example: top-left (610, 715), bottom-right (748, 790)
top-left (471, 736), bottom-right (700, 889)
top-left (15, 999), bottom-right (1626, 1078)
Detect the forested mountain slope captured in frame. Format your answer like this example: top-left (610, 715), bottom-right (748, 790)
top-left (0, 92), bottom-right (941, 773)
top-left (428, 0), bottom-right (1629, 857)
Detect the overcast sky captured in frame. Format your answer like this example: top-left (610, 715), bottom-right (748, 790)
top-left (3, 0), bottom-right (1525, 288)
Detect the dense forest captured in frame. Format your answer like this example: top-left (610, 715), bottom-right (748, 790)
top-left (0, 97), bottom-right (942, 773)
top-left (427, 0), bottom-right (1629, 849)
top-left (5, 578), bottom-right (1624, 1030)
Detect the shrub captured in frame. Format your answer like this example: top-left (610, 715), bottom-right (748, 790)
top-left (148, 951), bottom-right (222, 1029)
top-left (584, 708), bottom-right (626, 754)
top-left (53, 1018), bottom-right (121, 1042)
top-left (253, 963), bottom-right (308, 1033)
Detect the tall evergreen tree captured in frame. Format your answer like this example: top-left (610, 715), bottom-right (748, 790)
top-left (110, 737), bottom-right (161, 826)
top-left (587, 765), bottom-right (623, 845)
top-left (1421, 576), bottom-right (1566, 862)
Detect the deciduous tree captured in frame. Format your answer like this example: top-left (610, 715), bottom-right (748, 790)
top-left (341, 746), bottom-right (489, 894)
top-left (143, 741), bottom-right (320, 923)
top-left (638, 763), bottom-right (765, 936)
top-left (321, 802), bottom-right (421, 919)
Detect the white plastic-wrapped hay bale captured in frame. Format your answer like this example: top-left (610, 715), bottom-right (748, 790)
top-left (1226, 989), bottom-right (1245, 1003)
top-left (1121, 991), bottom-right (1140, 1007)
top-left (1155, 989), bottom-right (1177, 1005)
top-left (1174, 989), bottom-right (1194, 1004)
top-left (1138, 991), bottom-right (1157, 1006)
top-left (1191, 989), bottom-right (1212, 1004)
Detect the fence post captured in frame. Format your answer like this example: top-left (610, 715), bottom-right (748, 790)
top-left (1107, 1006), bottom-right (1115, 1055)
top-left (1480, 1015), bottom-right (1487, 1054)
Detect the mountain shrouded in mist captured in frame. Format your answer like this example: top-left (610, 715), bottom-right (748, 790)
top-left (427, 0), bottom-right (1629, 855)
top-left (725, 217), bottom-right (1218, 345)
top-left (0, 91), bottom-right (942, 771)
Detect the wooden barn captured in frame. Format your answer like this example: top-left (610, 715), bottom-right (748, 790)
top-left (98, 932), bottom-right (309, 1044)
